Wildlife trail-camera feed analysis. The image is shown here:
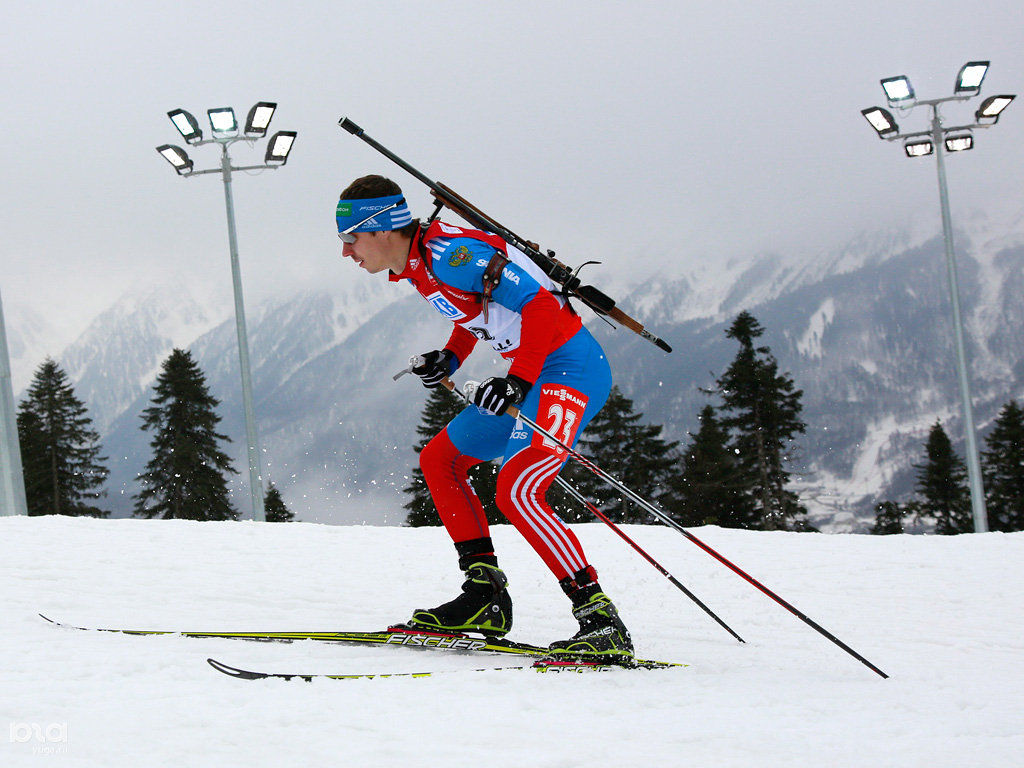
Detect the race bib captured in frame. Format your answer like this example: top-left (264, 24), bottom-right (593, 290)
top-left (531, 384), bottom-right (589, 458)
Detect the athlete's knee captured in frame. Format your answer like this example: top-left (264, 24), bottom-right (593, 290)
top-left (495, 453), bottom-right (558, 518)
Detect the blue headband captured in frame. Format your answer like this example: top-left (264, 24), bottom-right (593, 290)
top-left (336, 193), bottom-right (413, 234)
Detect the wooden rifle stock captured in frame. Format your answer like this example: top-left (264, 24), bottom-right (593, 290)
top-left (430, 187), bottom-right (672, 353)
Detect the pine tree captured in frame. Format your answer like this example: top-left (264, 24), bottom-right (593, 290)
top-left (15, 358), bottom-right (109, 517)
top-left (562, 385), bottom-right (679, 524)
top-left (673, 404), bottom-right (754, 527)
top-left (870, 501), bottom-right (905, 534)
top-left (981, 400), bottom-right (1024, 532)
top-left (264, 482), bottom-right (295, 522)
top-left (713, 311), bottom-right (809, 531)
top-left (914, 421), bottom-right (971, 535)
top-left (403, 387), bottom-right (502, 527)
top-left (134, 349), bottom-right (238, 521)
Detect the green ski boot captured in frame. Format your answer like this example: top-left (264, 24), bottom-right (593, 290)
top-left (407, 561), bottom-right (513, 638)
top-left (548, 582), bottom-right (634, 662)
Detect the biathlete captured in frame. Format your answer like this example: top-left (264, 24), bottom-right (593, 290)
top-left (336, 174), bottom-right (632, 660)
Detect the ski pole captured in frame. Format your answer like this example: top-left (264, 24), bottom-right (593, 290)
top-left (553, 475), bottom-right (745, 643)
top-left (518, 399), bottom-right (888, 678)
top-left (405, 367), bottom-right (888, 679)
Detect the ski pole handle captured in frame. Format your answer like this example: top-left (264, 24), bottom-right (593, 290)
top-left (458, 379), bottom-right (521, 419)
top-left (391, 367), bottom-right (523, 418)
top-left (391, 355), bottom-right (427, 381)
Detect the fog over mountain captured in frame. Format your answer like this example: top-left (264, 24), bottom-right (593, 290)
top-left (10, 209), bottom-right (1024, 530)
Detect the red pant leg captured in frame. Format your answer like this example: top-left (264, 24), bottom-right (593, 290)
top-left (419, 429), bottom-right (490, 542)
top-left (495, 446), bottom-right (590, 581)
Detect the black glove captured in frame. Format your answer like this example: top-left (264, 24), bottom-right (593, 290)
top-left (473, 375), bottom-right (530, 416)
top-left (411, 349), bottom-right (457, 388)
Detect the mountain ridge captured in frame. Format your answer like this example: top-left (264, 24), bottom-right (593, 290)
top-left (12, 215), bottom-right (1024, 529)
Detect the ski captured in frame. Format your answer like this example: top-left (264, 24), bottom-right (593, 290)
top-left (41, 614), bottom-right (683, 668)
top-left (39, 614), bottom-right (547, 657)
top-left (207, 656), bottom-right (684, 681)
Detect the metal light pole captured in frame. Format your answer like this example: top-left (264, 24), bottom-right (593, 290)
top-left (0, 288), bottom-right (29, 516)
top-left (157, 104), bottom-right (298, 522)
top-left (861, 63), bottom-right (1017, 533)
top-left (930, 106), bottom-right (987, 533)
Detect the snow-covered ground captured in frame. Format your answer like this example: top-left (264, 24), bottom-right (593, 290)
top-left (2, 516), bottom-right (1022, 767)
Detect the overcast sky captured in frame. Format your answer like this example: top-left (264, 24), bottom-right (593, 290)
top-left (3, 0), bottom-right (1022, 340)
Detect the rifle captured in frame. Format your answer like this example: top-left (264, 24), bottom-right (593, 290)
top-left (338, 117), bottom-right (672, 354)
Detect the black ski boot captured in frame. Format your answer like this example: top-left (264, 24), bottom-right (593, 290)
top-left (548, 571), bottom-right (633, 662)
top-left (407, 554), bottom-right (513, 638)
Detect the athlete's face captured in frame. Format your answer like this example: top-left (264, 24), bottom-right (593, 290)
top-left (342, 231), bottom-right (405, 275)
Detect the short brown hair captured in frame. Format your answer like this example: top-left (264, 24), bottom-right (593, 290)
top-left (340, 175), bottom-right (419, 237)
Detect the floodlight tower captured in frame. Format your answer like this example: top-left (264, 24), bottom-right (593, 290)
top-left (1, 289), bottom-right (28, 516)
top-left (156, 102), bottom-right (298, 522)
top-left (860, 62), bottom-right (1016, 533)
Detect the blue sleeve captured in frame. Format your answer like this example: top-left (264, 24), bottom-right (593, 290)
top-left (429, 237), bottom-right (542, 313)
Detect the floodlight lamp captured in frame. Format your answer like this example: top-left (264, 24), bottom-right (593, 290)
top-left (975, 94), bottom-right (1015, 124)
top-left (265, 130), bottom-right (297, 165)
top-left (861, 107), bottom-right (899, 137)
top-left (955, 61), bottom-right (989, 94)
top-left (944, 134), bottom-right (973, 153)
top-left (156, 144), bottom-right (194, 175)
top-left (904, 139), bottom-right (933, 157)
top-left (244, 101), bottom-right (277, 137)
top-left (208, 107), bottom-right (238, 138)
top-left (168, 109), bottom-right (203, 144)
top-left (881, 76), bottom-right (915, 104)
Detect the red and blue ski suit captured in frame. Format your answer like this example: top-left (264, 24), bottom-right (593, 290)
top-left (392, 220), bottom-right (612, 581)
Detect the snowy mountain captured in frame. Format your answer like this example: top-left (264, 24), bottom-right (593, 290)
top-left (95, 277), bottom-right (416, 521)
top-left (16, 211), bottom-right (1024, 528)
top-left (602, 213), bottom-right (1024, 529)
top-left (4, 300), bottom-right (80, 394)
top-left (58, 282), bottom-right (231, 434)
